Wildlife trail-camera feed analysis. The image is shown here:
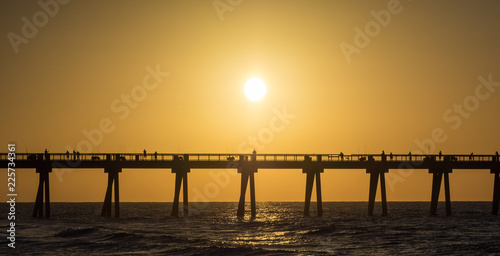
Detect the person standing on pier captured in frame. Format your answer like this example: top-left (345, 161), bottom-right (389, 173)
top-left (252, 149), bottom-right (257, 161)
top-left (143, 149), bottom-right (147, 157)
top-left (439, 151), bottom-right (442, 159)
top-left (154, 151), bottom-right (157, 160)
top-left (470, 153), bottom-right (474, 161)
top-left (339, 152), bottom-right (344, 161)
top-left (496, 151), bottom-right (499, 162)
top-left (409, 151), bottom-right (412, 162)
top-left (66, 150), bottom-right (70, 159)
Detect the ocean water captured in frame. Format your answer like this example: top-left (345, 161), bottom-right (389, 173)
top-left (2, 202), bottom-right (500, 255)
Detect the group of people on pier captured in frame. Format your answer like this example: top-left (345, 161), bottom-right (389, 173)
top-left (336, 151), bottom-right (500, 162)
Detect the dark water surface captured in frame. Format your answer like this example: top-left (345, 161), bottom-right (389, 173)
top-left (2, 202), bottom-right (500, 255)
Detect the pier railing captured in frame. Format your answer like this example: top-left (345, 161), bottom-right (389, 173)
top-left (2, 152), bottom-right (497, 163)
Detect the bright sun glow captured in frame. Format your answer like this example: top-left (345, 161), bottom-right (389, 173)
top-left (244, 78), bottom-right (267, 101)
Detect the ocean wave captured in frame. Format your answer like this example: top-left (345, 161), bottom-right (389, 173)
top-left (153, 234), bottom-right (197, 243)
top-left (100, 232), bottom-right (144, 241)
top-left (54, 227), bottom-right (97, 237)
top-left (191, 245), bottom-right (283, 256)
top-left (303, 224), bottom-right (336, 236)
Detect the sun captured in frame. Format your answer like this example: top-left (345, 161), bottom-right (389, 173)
top-left (244, 78), bottom-right (267, 101)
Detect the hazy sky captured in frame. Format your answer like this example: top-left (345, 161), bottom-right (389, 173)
top-left (1, 0), bottom-right (500, 203)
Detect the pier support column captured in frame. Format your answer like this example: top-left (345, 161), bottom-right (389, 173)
top-left (429, 168), bottom-right (452, 216)
top-left (33, 165), bottom-right (51, 218)
top-left (237, 170), bottom-right (257, 218)
top-left (171, 171), bottom-right (189, 217)
top-left (491, 168), bottom-right (500, 215)
top-left (366, 168), bottom-right (388, 216)
top-left (171, 155), bottom-right (190, 217)
top-left (250, 171), bottom-right (256, 217)
top-left (101, 167), bottom-right (121, 218)
top-left (237, 154), bottom-right (258, 218)
top-left (304, 170), bottom-right (314, 216)
top-left (303, 167), bottom-right (324, 216)
top-left (316, 169), bottom-right (323, 217)
top-left (444, 173), bottom-right (451, 216)
top-left (430, 173), bottom-right (442, 216)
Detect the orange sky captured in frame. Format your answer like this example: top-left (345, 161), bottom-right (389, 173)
top-left (1, 0), bottom-right (500, 203)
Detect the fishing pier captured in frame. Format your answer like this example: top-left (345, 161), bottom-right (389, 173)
top-left (2, 152), bottom-right (500, 218)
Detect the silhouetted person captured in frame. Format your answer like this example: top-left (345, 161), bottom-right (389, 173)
top-left (154, 151), bottom-right (157, 160)
top-left (496, 151), bottom-right (499, 162)
top-left (339, 152), bottom-right (344, 161)
top-left (390, 152), bottom-right (393, 160)
top-left (252, 149), bottom-right (256, 161)
top-left (73, 150), bottom-right (76, 161)
top-left (77, 151), bottom-right (80, 160)
top-left (469, 153), bottom-right (474, 161)
top-left (439, 151), bottom-right (442, 159)
top-left (409, 151), bottom-right (412, 162)
top-left (44, 149), bottom-right (49, 160)
top-left (143, 149), bottom-right (146, 157)
top-left (66, 150), bottom-right (70, 159)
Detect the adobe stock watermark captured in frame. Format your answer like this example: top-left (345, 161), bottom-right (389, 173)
top-left (238, 106), bottom-right (296, 152)
top-left (6, 144), bottom-right (16, 249)
top-left (385, 73), bottom-right (500, 191)
top-left (213, 0), bottom-right (243, 21)
top-left (52, 64), bottom-right (169, 181)
top-left (189, 106), bottom-right (296, 215)
top-left (7, 0), bottom-right (71, 54)
top-left (340, 0), bottom-right (408, 63)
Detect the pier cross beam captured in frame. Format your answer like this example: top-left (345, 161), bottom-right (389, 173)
top-left (171, 154), bottom-right (190, 217)
top-left (366, 165), bottom-right (389, 216)
top-left (429, 166), bottom-right (452, 216)
top-left (237, 155), bottom-right (258, 218)
top-left (303, 155), bottom-right (324, 217)
top-left (33, 157), bottom-right (52, 218)
top-left (101, 165), bottom-right (122, 218)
